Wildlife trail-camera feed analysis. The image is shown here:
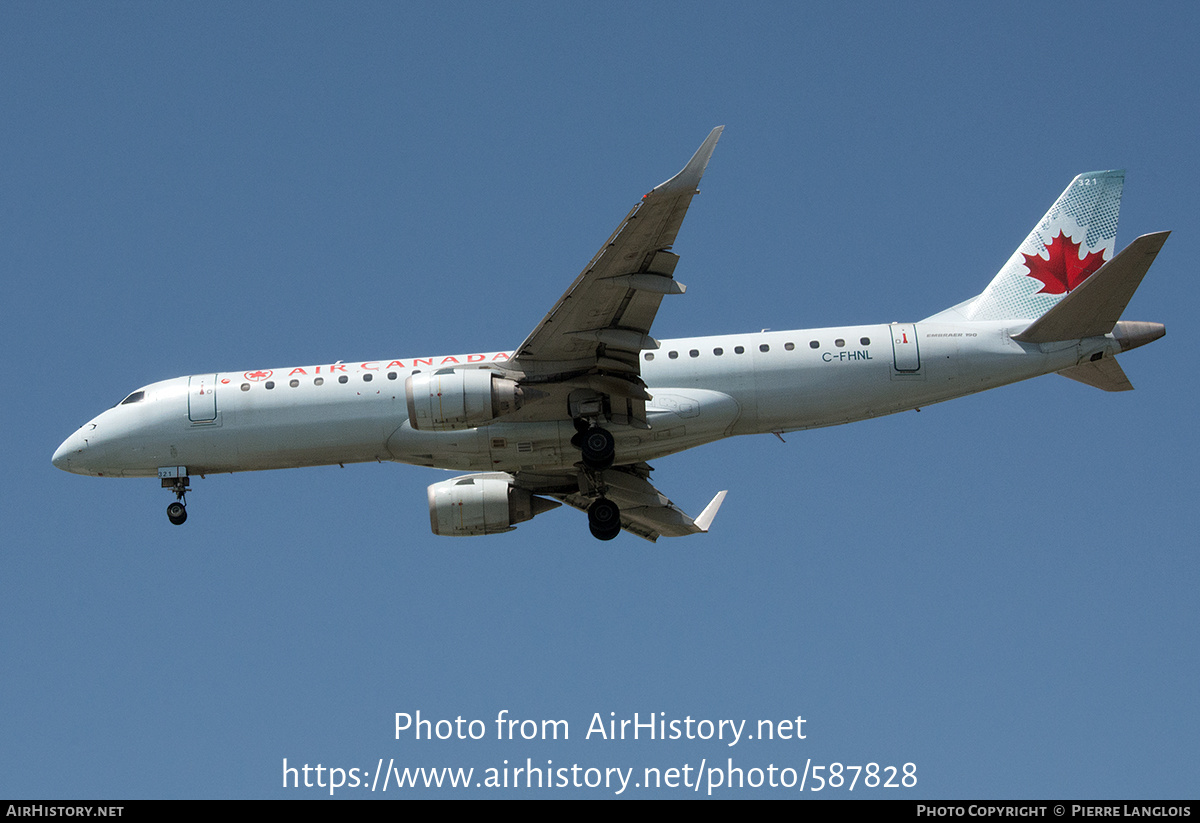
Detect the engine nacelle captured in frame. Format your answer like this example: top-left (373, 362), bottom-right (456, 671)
top-left (427, 474), bottom-right (560, 536)
top-left (406, 369), bottom-right (524, 431)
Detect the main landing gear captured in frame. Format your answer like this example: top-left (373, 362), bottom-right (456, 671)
top-left (163, 475), bottom-right (189, 525)
top-left (587, 497), bottom-right (621, 541)
top-left (571, 418), bottom-right (615, 470)
top-left (573, 417), bottom-right (621, 540)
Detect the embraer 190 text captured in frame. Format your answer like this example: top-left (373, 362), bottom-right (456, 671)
top-left (53, 128), bottom-right (1168, 540)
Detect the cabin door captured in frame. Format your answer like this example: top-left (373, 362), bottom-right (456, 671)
top-left (188, 374), bottom-right (218, 422)
top-left (890, 324), bottom-right (921, 372)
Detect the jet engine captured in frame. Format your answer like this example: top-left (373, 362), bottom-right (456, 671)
top-left (427, 473), bottom-right (560, 536)
top-left (406, 369), bottom-right (524, 431)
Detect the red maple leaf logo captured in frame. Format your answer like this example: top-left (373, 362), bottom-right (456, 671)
top-left (1023, 231), bottom-right (1107, 295)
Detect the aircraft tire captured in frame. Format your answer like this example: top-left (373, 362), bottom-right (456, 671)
top-left (167, 502), bottom-right (187, 526)
top-left (587, 498), bottom-right (621, 540)
top-left (589, 522), bottom-right (620, 541)
top-left (580, 427), bottom-right (615, 470)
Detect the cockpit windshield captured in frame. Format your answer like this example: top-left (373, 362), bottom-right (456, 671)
top-left (117, 390), bottom-right (146, 406)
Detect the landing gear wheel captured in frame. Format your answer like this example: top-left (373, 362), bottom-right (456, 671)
top-left (569, 417), bottom-right (590, 450)
top-left (580, 427), bottom-right (615, 470)
top-left (166, 501), bottom-right (187, 526)
top-left (588, 497), bottom-right (621, 541)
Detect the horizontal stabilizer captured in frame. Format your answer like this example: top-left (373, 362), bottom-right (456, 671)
top-left (1057, 358), bottom-right (1134, 392)
top-left (1013, 232), bottom-right (1169, 343)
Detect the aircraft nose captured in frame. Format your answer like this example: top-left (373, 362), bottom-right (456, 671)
top-left (52, 428), bottom-right (88, 474)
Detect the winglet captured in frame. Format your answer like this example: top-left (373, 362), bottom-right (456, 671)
top-left (646, 126), bottom-right (724, 198)
top-left (693, 489), bottom-right (728, 533)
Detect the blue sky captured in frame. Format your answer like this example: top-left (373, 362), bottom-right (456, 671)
top-left (3, 2), bottom-right (1197, 798)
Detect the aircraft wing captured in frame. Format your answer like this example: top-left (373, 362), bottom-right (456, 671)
top-left (508, 127), bottom-right (723, 425)
top-left (513, 464), bottom-right (727, 543)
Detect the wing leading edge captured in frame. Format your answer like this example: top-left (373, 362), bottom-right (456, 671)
top-left (508, 127), bottom-right (724, 428)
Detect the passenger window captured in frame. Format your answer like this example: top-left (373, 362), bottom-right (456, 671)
top-left (784, 342), bottom-right (795, 351)
top-left (734, 346), bottom-right (744, 354)
top-left (645, 353), bottom-right (655, 361)
top-left (668, 351), bottom-right (679, 359)
top-left (689, 349), bottom-right (699, 358)
top-left (314, 377), bottom-right (324, 386)
top-left (835, 338), bottom-right (845, 348)
top-left (713, 347), bottom-right (723, 356)
top-left (809, 341), bottom-right (820, 349)
top-left (363, 373), bottom-right (373, 382)
top-left (388, 372), bottom-right (397, 380)
top-left (289, 379), bottom-right (300, 388)
top-left (760, 344), bottom-right (770, 352)
top-left (338, 375), bottom-right (348, 384)
top-left (240, 384), bottom-right (250, 392)
top-left (265, 381), bottom-right (275, 389)
top-left (860, 337), bottom-right (871, 346)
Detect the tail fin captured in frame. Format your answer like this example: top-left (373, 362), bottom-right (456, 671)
top-left (926, 170), bottom-right (1124, 322)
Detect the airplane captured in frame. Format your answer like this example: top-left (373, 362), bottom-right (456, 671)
top-left (52, 127), bottom-right (1168, 541)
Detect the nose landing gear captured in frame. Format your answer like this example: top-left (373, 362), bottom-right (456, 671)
top-left (161, 473), bottom-right (190, 525)
top-left (167, 500), bottom-right (187, 526)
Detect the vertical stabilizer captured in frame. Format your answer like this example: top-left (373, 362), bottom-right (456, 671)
top-left (927, 170), bottom-right (1124, 322)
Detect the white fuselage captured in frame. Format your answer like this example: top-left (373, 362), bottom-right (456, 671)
top-left (51, 320), bottom-right (1117, 480)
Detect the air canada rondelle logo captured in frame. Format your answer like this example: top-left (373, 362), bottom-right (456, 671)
top-left (244, 369), bottom-right (273, 382)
